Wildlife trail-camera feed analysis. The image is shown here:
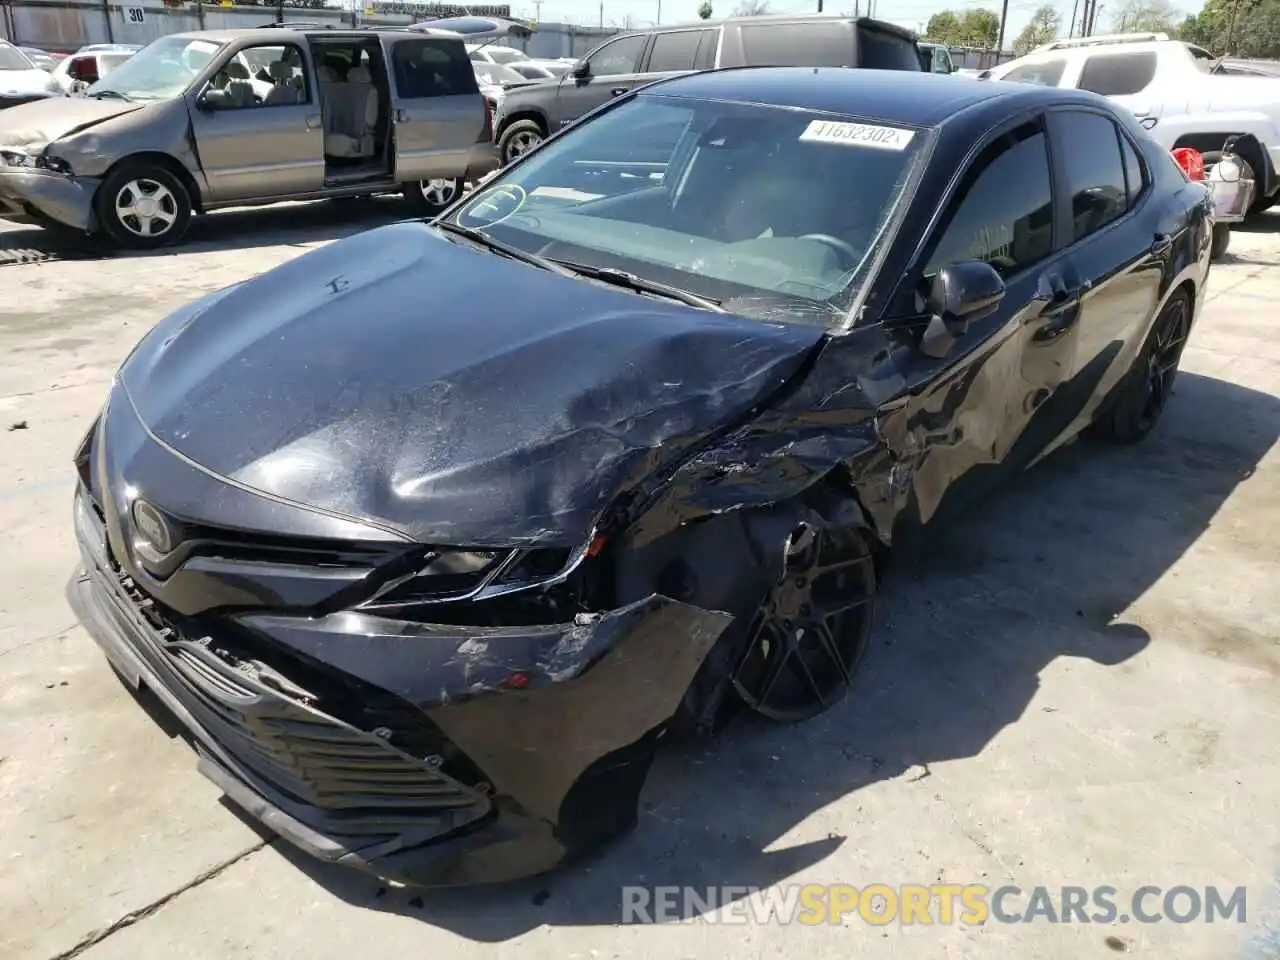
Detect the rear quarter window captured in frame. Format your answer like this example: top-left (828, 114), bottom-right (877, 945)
top-left (1001, 58), bottom-right (1067, 86)
top-left (739, 21), bottom-right (856, 67)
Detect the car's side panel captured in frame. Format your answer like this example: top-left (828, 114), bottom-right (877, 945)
top-left (549, 34), bottom-right (653, 133)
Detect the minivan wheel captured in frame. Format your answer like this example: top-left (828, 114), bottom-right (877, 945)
top-left (403, 176), bottom-right (466, 216)
top-left (499, 120), bottom-right (544, 165)
top-left (96, 162), bottom-right (193, 250)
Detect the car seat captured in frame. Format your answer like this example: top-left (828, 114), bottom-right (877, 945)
top-left (264, 58), bottom-right (304, 105)
top-left (324, 63), bottom-right (378, 158)
top-left (221, 61), bottom-right (256, 108)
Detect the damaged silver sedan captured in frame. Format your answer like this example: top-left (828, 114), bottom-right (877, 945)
top-left (68, 68), bottom-right (1212, 886)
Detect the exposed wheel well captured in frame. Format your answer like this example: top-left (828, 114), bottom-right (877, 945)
top-left (1173, 133), bottom-right (1271, 198)
top-left (101, 152), bottom-right (203, 215)
top-left (498, 111), bottom-right (548, 139)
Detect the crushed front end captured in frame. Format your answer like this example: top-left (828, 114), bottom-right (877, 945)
top-left (66, 393), bottom-right (731, 887)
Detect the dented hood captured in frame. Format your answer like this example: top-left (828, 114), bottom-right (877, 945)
top-left (118, 222), bottom-right (824, 547)
top-left (0, 94), bottom-right (142, 150)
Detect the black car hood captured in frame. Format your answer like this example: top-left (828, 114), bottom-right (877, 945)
top-left (119, 222), bottom-right (824, 547)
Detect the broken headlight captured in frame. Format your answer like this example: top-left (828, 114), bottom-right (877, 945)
top-left (362, 546), bottom-right (577, 608)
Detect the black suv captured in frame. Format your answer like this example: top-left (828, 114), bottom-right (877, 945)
top-left (492, 14), bottom-right (922, 163)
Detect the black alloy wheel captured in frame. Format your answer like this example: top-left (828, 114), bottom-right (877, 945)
top-left (730, 521), bottom-right (876, 722)
top-left (1138, 293), bottom-right (1190, 434)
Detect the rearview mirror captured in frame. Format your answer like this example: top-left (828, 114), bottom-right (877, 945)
top-left (572, 60), bottom-right (590, 79)
top-left (920, 260), bottom-right (1005, 359)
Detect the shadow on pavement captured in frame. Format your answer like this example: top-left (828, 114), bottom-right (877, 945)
top-left (275, 371), bottom-right (1277, 938)
top-left (1234, 208), bottom-right (1280, 234)
top-left (0, 197), bottom-right (413, 263)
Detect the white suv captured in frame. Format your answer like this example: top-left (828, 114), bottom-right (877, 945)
top-left (983, 33), bottom-right (1280, 217)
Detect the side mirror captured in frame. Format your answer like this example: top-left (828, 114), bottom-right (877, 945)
top-left (572, 60), bottom-right (590, 79)
top-left (197, 89), bottom-right (227, 111)
top-left (920, 260), bottom-right (1005, 359)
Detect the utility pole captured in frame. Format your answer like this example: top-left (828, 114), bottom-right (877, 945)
top-left (1068, 0), bottom-right (1079, 37)
top-left (533, 0), bottom-right (542, 20)
top-left (995, 0), bottom-right (1009, 55)
top-left (818, 0), bottom-right (823, 11)
top-left (656, 0), bottom-right (661, 23)
top-left (599, 0), bottom-right (603, 26)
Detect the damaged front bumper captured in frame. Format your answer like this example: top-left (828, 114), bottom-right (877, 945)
top-left (0, 163), bottom-right (98, 231)
top-left (67, 488), bottom-right (731, 887)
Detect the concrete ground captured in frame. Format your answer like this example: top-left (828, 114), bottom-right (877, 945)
top-left (0, 203), bottom-right (1276, 960)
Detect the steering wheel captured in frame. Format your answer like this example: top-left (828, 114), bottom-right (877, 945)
top-left (799, 233), bottom-right (862, 266)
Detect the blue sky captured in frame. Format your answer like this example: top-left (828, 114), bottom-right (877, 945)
top-left (508, 0), bottom-right (1202, 51)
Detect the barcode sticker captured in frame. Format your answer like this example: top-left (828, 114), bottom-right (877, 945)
top-left (799, 120), bottom-right (915, 151)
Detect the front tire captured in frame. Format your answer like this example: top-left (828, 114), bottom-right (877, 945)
top-left (498, 119), bottom-right (544, 166)
top-left (1092, 290), bottom-right (1191, 444)
top-left (402, 176), bottom-right (466, 217)
top-left (729, 519), bottom-right (877, 723)
top-left (95, 162), bottom-right (193, 250)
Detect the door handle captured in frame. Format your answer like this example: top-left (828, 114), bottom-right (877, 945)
top-left (1151, 232), bottom-right (1173, 256)
top-left (395, 108), bottom-right (408, 122)
top-left (1034, 278), bottom-right (1090, 340)
top-left (305, 114), bottom-right (322, 130)
top-left (610, 87), bottom-right (627, 96)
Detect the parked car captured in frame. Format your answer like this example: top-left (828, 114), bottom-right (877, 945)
top-left (52, 46), bottom-right (139, 93)
top-left (981, 32), bottom-right (1280, 218)
top-left (0, 41), bottom-right (62, 108)
top-left (66, 67), bottom-right (1210, 888)
top-left (0, 26), bottom-right (499, 248)
top-left (509, 61), bottom-right (566, 80)
top-left (18, 46), bottom-right (59, 72)
top-left (918, 41), bottom-right (955, 73)
top-left (466, 42), bottom-right (532, 66)
top-left (492, 14), bottom-right (924, 164)
top-left (473, 61), bottom-right (538, 112)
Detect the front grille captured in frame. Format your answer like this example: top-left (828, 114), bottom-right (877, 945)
top-left (82, 510), bottom-right (490, 839)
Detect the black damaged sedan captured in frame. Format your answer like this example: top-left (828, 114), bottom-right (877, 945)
top-left (68, 68), bottom-right (1212, 887)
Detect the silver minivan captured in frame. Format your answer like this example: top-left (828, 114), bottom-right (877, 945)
top-left (0, 26), bottom-right (500, 248)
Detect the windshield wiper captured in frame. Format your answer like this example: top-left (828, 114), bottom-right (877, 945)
top-left (88, 89), bottom-right (133, 101)
top-left (551, 259), bottom-right (725, 312)
top-left (433, 220), bottom-right (573, 276)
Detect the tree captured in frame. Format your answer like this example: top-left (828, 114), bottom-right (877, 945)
top-left (1013, 3), bottom-right (1060, 53)
top-left (1177, 0), bottom-right (1280, 57)
top-left (1109, 0), bottom-right (1179, 33)
top-left (698, 0), bottom-right (713, 16)
top-left (924, 7), bottom-right (999, 45)
top-left (733, 0), bottom-right (771, 14)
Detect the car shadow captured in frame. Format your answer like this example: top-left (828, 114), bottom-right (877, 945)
top-left (272, 370), bottom-right (1277, 938)
top-left (1234, 208), bottom-right (1280, 234)
top-left (0, 196), bottom-right (416, 263)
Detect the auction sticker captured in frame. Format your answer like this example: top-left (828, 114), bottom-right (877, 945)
top-left (799, 120), bottom-right (915, 151)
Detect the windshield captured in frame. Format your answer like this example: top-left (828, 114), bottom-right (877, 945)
top-left (87, 36), bottom-right (222, 100)
top-left (0, 44), bottom-right (33, 71)
top-left (446, 94), bottom-right (926, 328)
top-left (475, 62), bottom-right (527, 86)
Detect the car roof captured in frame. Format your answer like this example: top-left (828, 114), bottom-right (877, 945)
top-left (644, 67), bottom-right (1096, 129)
top-left (164, 27), bottom-right (445, 44)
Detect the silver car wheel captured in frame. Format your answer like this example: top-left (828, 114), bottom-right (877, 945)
top-left (508, 130), bottom-right (541, 159)
top-left (114, 178), bottom-right (178, 238)
top-left (418, 178), bottom-right (460, 208)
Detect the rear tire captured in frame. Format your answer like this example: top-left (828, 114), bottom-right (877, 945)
top-left (498, 119), bottom-right (545, 165)
top-left (95, 161), bottom-right (193, 250)
top-left (1092, 290), bottom-right (1191, 444)
top-left (402, 177), bottom-right (466, 217)
top-left (1211, 221), bottom-right (1231, 260)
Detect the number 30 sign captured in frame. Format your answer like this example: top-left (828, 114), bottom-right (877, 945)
top-left (125, 6), bottom-right (145, 22)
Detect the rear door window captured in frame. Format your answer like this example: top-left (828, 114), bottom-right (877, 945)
top-left (1053, 110), bottom-right (1132, 241)
top-left (646, 29), bottom-right (713, 72)
top-left (1078, 52), bottom-right (1157, 95)
top-left (1001, 58), bottom-right (1068, 86)
top-left (694, 29), bottom-right (718, 69)
top-left (857, 27), bottom-right (922, 71)
top-left (739, 21), bottom-right (855, 67)
top-left (391, 39), bottom-right (478, 99)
